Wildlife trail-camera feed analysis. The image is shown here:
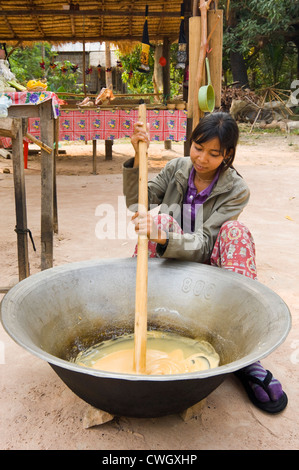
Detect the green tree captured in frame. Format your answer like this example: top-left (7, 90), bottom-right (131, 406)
top-left (220, 0), bottom-right (298, 89)
top-left (117, 45), bottom-right (155, 94)
top-left (7, 42), bottom-right (83, 94)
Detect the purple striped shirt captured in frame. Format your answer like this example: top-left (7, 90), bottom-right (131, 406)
top-left (182, 166), bottom-right (220, 233)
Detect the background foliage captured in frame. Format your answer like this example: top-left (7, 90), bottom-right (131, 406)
top-left (117, 43), bottom-right (184, 98)
top-left (8, 42), bottom-right (83, 94)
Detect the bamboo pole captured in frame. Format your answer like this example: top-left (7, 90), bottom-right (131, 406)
top-left (56, 92), bottom-right (163, 98)
top-left (187, 16), bottom-right (201, 117)
top-left (192, 0), bottom-right (213, 129)
top-left (25, 132), bottom-right (52, 154)
top-left (133, 103), bottom-right (148, 374)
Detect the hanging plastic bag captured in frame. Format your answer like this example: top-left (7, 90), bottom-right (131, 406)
top-left (176, 4), bottom-right (187, 69)
top-left (0, 93), bottom-right (12, 118)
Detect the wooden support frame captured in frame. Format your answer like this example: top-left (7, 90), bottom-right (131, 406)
top-left (6, 97), bottom-right (57, 278)
top-left (11, 119), bottom-right (30, 280)
top-left (0, 117), bottom-right (30, 281)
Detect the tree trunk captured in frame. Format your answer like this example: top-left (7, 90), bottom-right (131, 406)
top-left (227, 4), bottom-right (249, 89)
top-left (230, 50), bottom-right (249, 88)
top-left (293, 26), bottom-right (299, 80)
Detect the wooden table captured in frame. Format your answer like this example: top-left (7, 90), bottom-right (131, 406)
top-left (2, 92), bottom-right (59, 282)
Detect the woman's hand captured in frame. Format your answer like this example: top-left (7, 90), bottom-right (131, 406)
top-left (131, 212), bottom-right (167, 245)
top-left (131, 121), bottom-right (150, 167)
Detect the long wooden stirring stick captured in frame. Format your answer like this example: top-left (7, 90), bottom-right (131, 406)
top-left (133, 103), bottom-right (148, 374)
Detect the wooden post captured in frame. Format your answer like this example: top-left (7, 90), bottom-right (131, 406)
top-left (11, 119), bottom-right (30, 280)
top-left (153, 44), bottom-right (163, 102)
top-left (162, 37), bottom-right (171, 101)
top-left (183, 0), bottom-right (191, 156)
top-left (83, 38), bottom-right (86, 96)
top-left (105, 139), bottom-right (113, 160)
top-left (40, 100), bottom-right (54, 270)
top-left (92, 139), bottom-right (97, 174)
top-left (53, 116), bottom-right (59, 233)
top-left (105, 42), bottom-right (113, 89)
top-left (207, 9), bottom-right (223, 108)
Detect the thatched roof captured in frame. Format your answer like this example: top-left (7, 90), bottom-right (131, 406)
top-left (0, 1), bottom-right (188, 46)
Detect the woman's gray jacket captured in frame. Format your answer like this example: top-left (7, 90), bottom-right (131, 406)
top-left (123, 156), bottom-right (250, 263)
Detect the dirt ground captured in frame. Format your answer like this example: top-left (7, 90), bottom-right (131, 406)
top-left (0, 127), bottom-right (298, 450)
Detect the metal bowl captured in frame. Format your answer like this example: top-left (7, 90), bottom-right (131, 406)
top-left (0, 258), bottom-right (291, 418)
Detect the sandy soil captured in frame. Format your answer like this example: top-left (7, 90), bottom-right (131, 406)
top-left (0, 127), bottom-right (298, 450)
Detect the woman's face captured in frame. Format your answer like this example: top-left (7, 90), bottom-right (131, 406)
top-left (190, 137), bottom-right (224, 179)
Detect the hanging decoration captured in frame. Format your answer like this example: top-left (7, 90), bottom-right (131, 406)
top-left (85, 66), bottom-right (93, 75)
top-left (61, 65), bottom-right (68, 73)
top-left (159, 56), bottom-right (167, 67)
top-left (116, 60), bottom-right (123, 68)
top-left (97, 63), bottom-right (102, 77)
top-left (176, 3), bottom-right (187, 69)
top-left (71, 64), bottom-right (79, 73)
top-left (138, 5), bottom-right (150, 73)
top-left (39, 61), bottom-right (45, 70)
top-left (49, 62), bottom-right (57, 70)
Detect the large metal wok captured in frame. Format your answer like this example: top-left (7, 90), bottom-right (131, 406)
top-left (0, 258), bottom-right (291, 418)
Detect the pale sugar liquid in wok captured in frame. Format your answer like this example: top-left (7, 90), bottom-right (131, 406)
top-left (74, 331), bottom-right (220, 375)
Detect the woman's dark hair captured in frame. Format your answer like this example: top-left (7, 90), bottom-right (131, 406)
top-left (190, 112), bottom-right (239, 170)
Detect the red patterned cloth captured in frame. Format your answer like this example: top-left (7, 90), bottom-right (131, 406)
top-left (2, 90), bottom-right (59, 116)
top-left (210, 220), bottom-right (257, 279)
top-left (28, 108), bottom-right (187, 143)
top-left (1, 104), bottom-right (187, 147)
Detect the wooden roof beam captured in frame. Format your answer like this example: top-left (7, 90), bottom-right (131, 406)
top-left (157, 4), bottom-right (166, 37)
top-left (0, 5), bottom-right (16, 39)
top-left (0, 9), bottom-right (182, 18)
top-left (29, 0), bottom-right (45, 39)
top-left (129, 1), bottom-right (136, 37)
top-left (70, 15), bottom-right (76, 37)
top-left (0, 34), bottom-right (178, 43)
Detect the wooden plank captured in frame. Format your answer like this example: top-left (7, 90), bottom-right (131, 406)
top-left (92, 139), bottom-right (97, 174)
top-left (0, 9), bottom-right (182, 18)
top-left (207, 9), bottom-right (223, 108)
top-left (0, 117), bottom-right (20, 138)
top-left (8, 105), bottom-right (41, 119)
top-left (0, 287), bottom-right (13, 294)
top-left (105, 140), bottom-right (113, 161)
top-left (11, 119), bottom-right (30, 280)
top-left (40, 100), bottom-right (54, 270)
